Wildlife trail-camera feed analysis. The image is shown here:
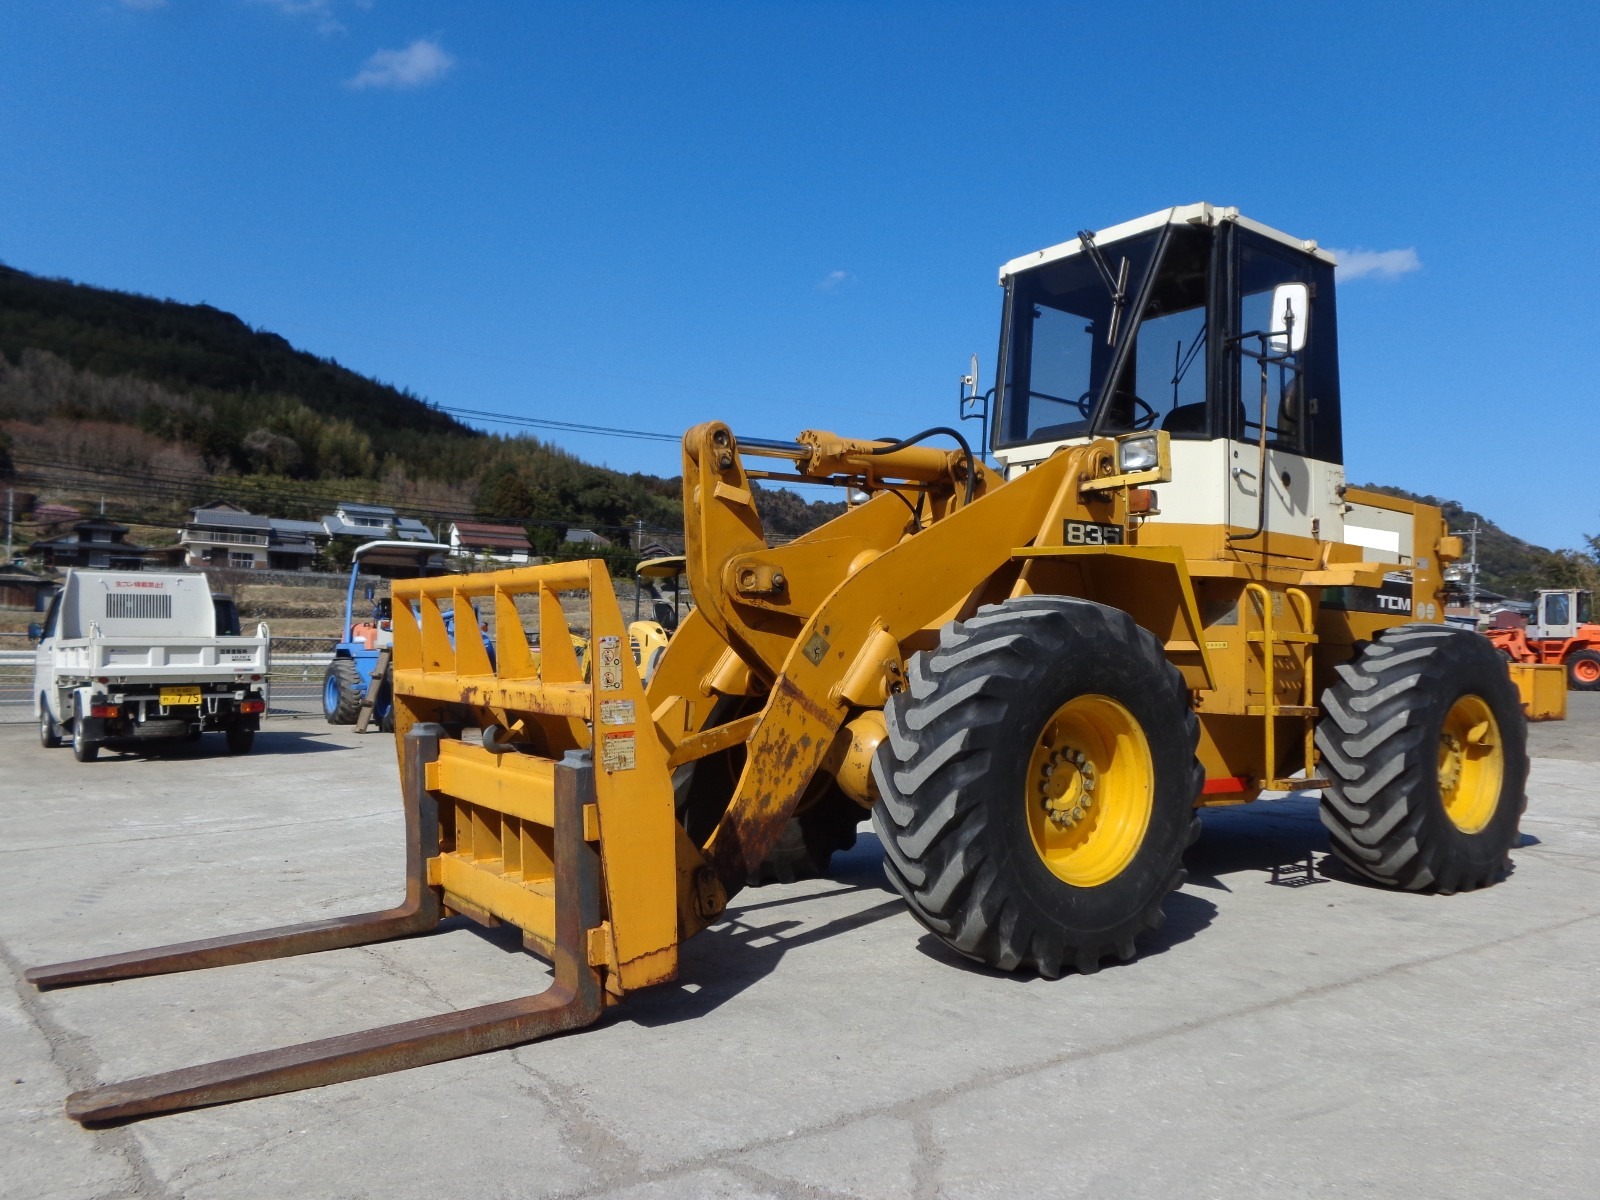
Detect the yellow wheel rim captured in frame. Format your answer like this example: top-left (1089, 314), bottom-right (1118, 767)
top-left (1025, 694), bottom-right (1153, 887)
top-left (1438, 694), bottom-right (1503, 834)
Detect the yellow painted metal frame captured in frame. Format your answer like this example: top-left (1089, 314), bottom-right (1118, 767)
top-left (1011, 543), bottom-right (1215, 690)
top-left (391, 560), bottom-right (681, 996)
top-left (1242, 583), bottom-right (1322, 789)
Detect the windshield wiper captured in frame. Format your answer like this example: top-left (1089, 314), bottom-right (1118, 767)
top-left (1077, 230), bottom-right (1130, 346)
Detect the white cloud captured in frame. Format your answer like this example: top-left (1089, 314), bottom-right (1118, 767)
top-left (816, 270), bottom-right (854, 293)
top-left (1326, 246), bottom-right (1422, 282)
top-left (252, 0), bottom-right (345, 35)
top-left (346, 38), bottom-right (456, 90)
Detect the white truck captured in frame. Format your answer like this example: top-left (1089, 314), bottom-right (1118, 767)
top-left (31, 570), bottom-right (270, 761)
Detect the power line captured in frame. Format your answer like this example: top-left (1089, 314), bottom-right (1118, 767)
top-left (439, 406), bottom-right (680, 444)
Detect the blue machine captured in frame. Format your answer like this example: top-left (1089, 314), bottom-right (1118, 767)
top-left (322, 540), bottom-right (453, 730)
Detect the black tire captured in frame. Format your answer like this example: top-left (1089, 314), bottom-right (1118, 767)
top-left (39, 698), bottom-right (62, 749)
top-left (1565, 649), bottom-right (1600, 691)
top-left (1317, 624), bottom-right (1527, 893)
top-left (871, 596), bottom-right (1202, 978)
top-left (72, 702), bottom-right (99, 763)
top-left (225, 727), bottom-right (256, 755)
top-left (323, 658), bottom-right (362, 725)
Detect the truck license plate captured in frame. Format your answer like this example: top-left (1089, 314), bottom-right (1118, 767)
top-left (160, 687), bottom-right (202, 707)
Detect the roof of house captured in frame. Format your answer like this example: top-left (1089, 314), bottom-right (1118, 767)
top-left (336, 501), bottom-right (397, 518)
top-left (187, 509), bottom-right (271, 532)
top-left (451, 521), bottom-right (533, 550)
top-left (394, 518), bottom-right (434, 540)
top-left (564, 528), bottom-right (611, 545)
top-left (321, 515), bottom-right (377, 537)
top-left (269, 518), bottom-right (328, 536)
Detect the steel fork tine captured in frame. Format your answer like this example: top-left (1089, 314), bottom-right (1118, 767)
top-left (27, 725), bottom-right (446, 990)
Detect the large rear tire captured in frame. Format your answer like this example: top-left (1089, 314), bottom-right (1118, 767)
top-left (322, 658), bottom-right (362, 725)
top-left (1566, 649), bottom-right (1600, 691)
top-left (872, 596), bottom-right (1202, 978)
top-left (1317, 624), bottom-right (1527, 892)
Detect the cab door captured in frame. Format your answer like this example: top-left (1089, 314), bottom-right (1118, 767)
top-left (1531, 590), bottom-right (1576, 641)
top-left (1224, 228), bottom-right (1344, 558)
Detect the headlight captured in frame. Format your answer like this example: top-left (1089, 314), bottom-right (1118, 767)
top-left (1118, 435), bottom-right (1159, 473)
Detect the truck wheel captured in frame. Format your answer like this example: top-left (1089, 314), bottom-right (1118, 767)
top-left (323, 658), bottom-right (362, 724)
top-left (1317, 624), bottom-right (1527, 892)
top-left (872, 596), bottom-right (1202, 978)
top-left (39, 699), bottom-right (62, 749)
top-left (72, 703), bottom-right (100, 763)
top-left (1566, 649), bottom-right (1600, 691)
top-left (225, 727), bottom-right (256, 755)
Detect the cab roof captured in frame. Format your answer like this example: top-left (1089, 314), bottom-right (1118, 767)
top-left (999, 203), bottom-right (1337, 283)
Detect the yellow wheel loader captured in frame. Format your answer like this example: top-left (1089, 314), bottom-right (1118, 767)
top-left (29, 204), bottom-right (1530, 1123)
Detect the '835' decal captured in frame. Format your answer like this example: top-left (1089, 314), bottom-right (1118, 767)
top-left (1062, 520), bottom-right (1125, 546)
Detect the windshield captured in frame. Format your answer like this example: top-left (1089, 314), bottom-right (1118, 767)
top-left (997, 225), bottom-right (1211, 447)
top-left (998, 231), bottom-right (1159, 446)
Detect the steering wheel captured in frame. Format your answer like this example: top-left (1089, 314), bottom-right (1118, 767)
top-left (1127, 395), bottom-right (1158, 430)
top-left (1028, 389), bottom-right (1094, 419)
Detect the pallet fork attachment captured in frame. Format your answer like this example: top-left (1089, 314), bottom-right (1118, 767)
top-left (25, 727), bottom-right (604, 1125)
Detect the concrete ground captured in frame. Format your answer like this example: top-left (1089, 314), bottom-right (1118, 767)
top-left (3, 698), bottom-right (1598, 1200)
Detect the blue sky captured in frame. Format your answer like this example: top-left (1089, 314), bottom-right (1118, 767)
top-left (2, 1), bottom-right (1597, 550)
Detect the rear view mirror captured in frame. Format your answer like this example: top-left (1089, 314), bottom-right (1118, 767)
top-left (1268, 282), bottom-right (1310, 353)
top-left (27, 622), bottom-right (43, 644)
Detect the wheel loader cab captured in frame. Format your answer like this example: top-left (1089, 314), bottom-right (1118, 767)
top-left (993, 204), bottom-right (1344, 557)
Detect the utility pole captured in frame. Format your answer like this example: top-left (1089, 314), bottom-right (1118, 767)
top-left (4, 488), bottom-right (12, 565)
top-left (1467, 518), bottom-right (1479, 612)
top-left (1451, 517), bottom-right (1481, 613)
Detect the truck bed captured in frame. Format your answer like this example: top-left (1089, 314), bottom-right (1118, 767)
top-left (49, 636), bottom-right (270, 682)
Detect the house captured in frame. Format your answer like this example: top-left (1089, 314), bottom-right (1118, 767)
top-left (321, 501), bottom-right (396, 539)
top-left (28, 517), bottom-right (158, 570)
top-left (448, 521), bottom-right (533, 565)
top-left (181, 507), bottom-right (271, 570)
top-left (266, 519), bottom-right (325, 571)
top-left (0, 568), bottom-right (55, 611)
top-left (321, 502), bottom-right (436, 543)
top-left (564, 528), bottom-right (611, 547)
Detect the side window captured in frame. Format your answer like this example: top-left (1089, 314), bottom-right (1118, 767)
top-left (1544, 593), bottom-right (1570, 626)
top-left (1578, 592), bottom-right (1593, 624)
top-left (1234, 233), bottom-right (1341, 461)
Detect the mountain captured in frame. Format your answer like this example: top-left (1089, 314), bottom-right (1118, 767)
top-left (0, 264), bottom-right (689, 543)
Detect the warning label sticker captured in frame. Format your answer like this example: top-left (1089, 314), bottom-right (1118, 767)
top-left (602, 731), bottom-right (636, 772)
top-left (597, 635), bottom-right (624, 691)
top-left (599, 699), bottom-right (635, 726)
